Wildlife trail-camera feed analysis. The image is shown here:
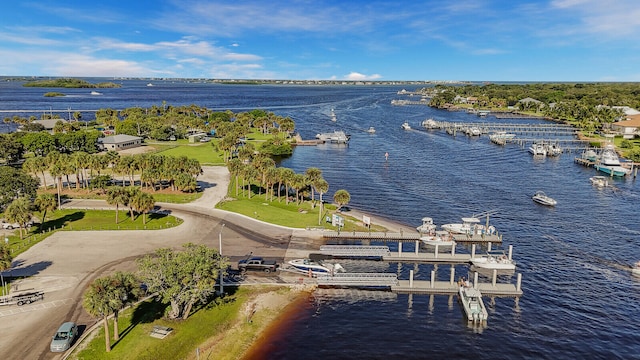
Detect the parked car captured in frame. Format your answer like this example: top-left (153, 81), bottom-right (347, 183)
top-left (238, 256), bottom-right (279, 273)
top-left (199, 136), bottom-right (210, 142)
top-left (2, 222), bottom-right (20, 230)
top-left (50, 322), bottom-right (77, 352)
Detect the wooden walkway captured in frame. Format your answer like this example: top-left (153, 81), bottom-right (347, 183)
top-left (323, 231), bottom-right (502, 244)
top-left (393, 280), bottom-right (522, 296)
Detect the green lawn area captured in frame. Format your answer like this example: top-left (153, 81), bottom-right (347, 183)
top-left (152, 141), bottom-right (224, 165)
top-left (216, 182), bottom-right (386, 232)
top-left (71, 286), bottom-right (295, 360)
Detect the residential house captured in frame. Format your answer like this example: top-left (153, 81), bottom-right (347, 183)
top-left (610, 114), bottom-right (640, 139)
top-left (98, 134), bottom-right (143, 151)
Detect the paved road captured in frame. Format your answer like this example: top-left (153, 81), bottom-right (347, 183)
top-left (0, 164), bottom-right (404, 360)
top-left (0, 166), bottom-right (323, 360)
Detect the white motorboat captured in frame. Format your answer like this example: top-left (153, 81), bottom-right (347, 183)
top-left (528, 142), bottom-right (547, 156)
top-left (458, 281), bottom-right (488, 323)
top-left (146, 83), bottom-right (154, 87)
top-left (632, 261), bottom-right (640, 277)
top-left (442, 217), bottom-right (483, 235)
top-left (422, 118), bottom-right (439, 129)
top-left (421, 230), bottom-right (456, 247)
top-left (401, 121), bottom-right (411, 130)
top-left (470, 250), bottom-right (516, 270)
top-left (315, 130), bottom-right (350, 144)
top-left (367, 126), bottom-right (376, 134)
top-left (416, 217), bottom-right (437, 234)
top-left (581, 149), bottom-right (598, 162)
top-left (532, 191), bottom-right (557, 206)
top-left (490, 131), bottom-right (516, 140)
top-left (90, 90), bottom-right (102, 95)
top-left (330, 108), bottom-right (337, 122)
top-left (545, 143), bottom-right (562, 156)
top-left (287, 258), bottom-right (345, 276)
top-left (594, 144), bottom-right (630, 177)
top-left (589, 176), bottom-right (609, 188)
top-left (466, 126), bottom-right (481, 136)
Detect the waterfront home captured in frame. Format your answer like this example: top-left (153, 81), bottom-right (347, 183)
top-left (610, 114), bottom-right (640, 139)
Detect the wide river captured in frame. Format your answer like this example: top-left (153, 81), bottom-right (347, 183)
top-left (1, 80), bottom-right (639, 359)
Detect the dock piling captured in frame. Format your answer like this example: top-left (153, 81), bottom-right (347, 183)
top-left (409, 270), bottom-right (414, 288)
top-left (516, 273), bottom-right (522, 292)
top-left (471, 244), bottom-right (476, 258)
top-left (430, 270), bottom-right (435, 288)
top-left (492, 269), bottom-right (497, 286)
top-left (474, 272), bottom-right (479, 289)
top-left (508, 245), bottom-right (513, 260)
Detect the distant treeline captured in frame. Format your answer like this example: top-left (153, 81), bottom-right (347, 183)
top-left (23, 78), bottom-right (121, 88)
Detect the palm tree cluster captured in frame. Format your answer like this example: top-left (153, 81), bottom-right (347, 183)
top-left (106, 186), bottom-right (155, 224)
top-left (82, 271), bottom-right (141, 352)
top-left (23, 150), bottom-right (200, 206)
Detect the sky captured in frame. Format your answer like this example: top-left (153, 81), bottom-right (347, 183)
top-left (1, 0), bottom-right (640, 81)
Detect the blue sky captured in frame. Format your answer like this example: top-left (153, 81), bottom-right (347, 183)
top-left (1, 0), bottom-right (639, 81)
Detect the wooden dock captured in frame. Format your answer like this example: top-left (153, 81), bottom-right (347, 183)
top-left (322, 231), bottom-right (502, 244)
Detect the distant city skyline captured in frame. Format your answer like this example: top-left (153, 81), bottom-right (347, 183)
top-left (1, 1), bottom-right (639, 81)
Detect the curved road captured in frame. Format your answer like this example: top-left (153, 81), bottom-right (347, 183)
top-left (0, 167), bottom-right (324, 360)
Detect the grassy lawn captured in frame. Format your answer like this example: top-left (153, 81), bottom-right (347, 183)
top-left (152, 141), bottom-right (224, 165)
top-left (216, 183), bottom-right (387, 232)
top-left (71, 286), bottom-right (297, 360)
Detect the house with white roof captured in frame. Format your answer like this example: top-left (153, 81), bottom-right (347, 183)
top-left (98, 134), bottom-right (143, 151)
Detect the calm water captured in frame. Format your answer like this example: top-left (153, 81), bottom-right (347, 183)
top-left (1, 80), bottom-right (639, 359)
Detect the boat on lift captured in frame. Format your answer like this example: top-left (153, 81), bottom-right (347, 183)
top-left (421, 118), bottom-right (439, 129)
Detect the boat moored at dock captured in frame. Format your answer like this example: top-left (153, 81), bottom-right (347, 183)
top-left (458, 282), bottom-right (488, 323)
top-left (416, 217), bottom-right (437, 234)
top-left (470, 250), bottom-right (516, 270)
top-left (528, 142), bottom-right (547, 156)
top-left (287, 257), bottom-right (345, 276)
top-left (594, 144), bottom-right (630, 177)
top-left (442, 217), bottom-right (485, 235)
top-left (315, 130), bottom-right (350, 144)
top-left (420, 230), bottom-right (456, 247)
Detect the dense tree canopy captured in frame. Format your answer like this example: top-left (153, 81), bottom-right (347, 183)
top-left (136, 243), bottom-right (228, 320)
top-left (0, 167), bottom-right (39, 212)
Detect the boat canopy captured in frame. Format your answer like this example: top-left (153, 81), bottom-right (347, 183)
top-left (461, 217), bottom-right (481, 223)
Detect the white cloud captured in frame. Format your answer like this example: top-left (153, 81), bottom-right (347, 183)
top-left (345, 72), bottom-right (382, 80)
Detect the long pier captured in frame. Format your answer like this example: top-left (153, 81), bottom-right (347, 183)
top-left (322, 231), bottom-right (502, 244)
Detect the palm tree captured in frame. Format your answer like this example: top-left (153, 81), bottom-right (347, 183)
top-left (315, 179), bottom-right (329, 225)
top-left (0, 243), bottom-right (13, 295)
top-left (35, 193), bottom-right (57, 227)
top-left (4, 197), bottom-right (33, 239)
top-left (291, 173), bottom-right (307, 205)
top-left (333, 189), bottom-right (351, 210)
top-left (227, 158), bottom-right (243, 196)
top-left (106, 187), bottom-right (128, 223)
top-left (130, 191), bottom-right (155, 224)
top-left (305, 167), bottom-right (322, 205)
top-left (22, 157), bottom-right (48, 189)
top-left (109, 271), bottom-right (141, 341)
top-left (279, 168), bottom-right (295, 204)
top-left (82, 277), bottom-right (120, 352)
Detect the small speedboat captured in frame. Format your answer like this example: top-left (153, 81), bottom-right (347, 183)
top-left (589, 176), bottom-right (609, 188)
top-left (401, 121), bottom-right (411, 130)
top-left (90, 90), bottom-right (102, 95)
top-left (532, 191), bottom-right (557, 206)
top-left (470, 250), bottom-right (516, 270)
top-left (288, 258), bottom-right (345, 276)
top-left (632, 261), bottom-right (640, 277)
top-left (367, 126), bottom-right (376, 134)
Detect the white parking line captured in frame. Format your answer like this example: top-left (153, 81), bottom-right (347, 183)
top-left (0, 298), bottom-right (74, 317)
